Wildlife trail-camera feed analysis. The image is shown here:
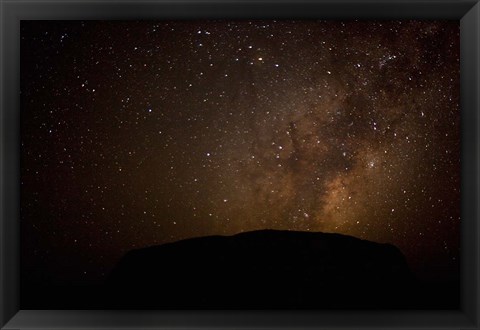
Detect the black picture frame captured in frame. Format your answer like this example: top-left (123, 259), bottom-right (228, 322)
top-left (1, 0), bottom-right (479, 329)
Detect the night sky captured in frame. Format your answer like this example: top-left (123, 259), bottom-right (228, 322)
top-left (21, 20), bottom-right (460, 286)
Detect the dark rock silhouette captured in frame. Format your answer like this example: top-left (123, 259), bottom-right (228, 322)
top-left (104, 229), bottom-right (431, 309)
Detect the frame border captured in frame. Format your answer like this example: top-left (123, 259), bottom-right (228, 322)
top-left (1, 0), bottom-right (479, 329)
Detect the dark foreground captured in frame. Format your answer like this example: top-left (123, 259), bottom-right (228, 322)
top-left (22, 230), bottom-right (459, 309)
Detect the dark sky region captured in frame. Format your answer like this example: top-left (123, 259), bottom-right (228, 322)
top-left (21, 20), bottom-right (460, 286)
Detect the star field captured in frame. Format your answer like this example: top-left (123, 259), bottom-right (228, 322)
top-left (21, 20), bottom-right (460, 284)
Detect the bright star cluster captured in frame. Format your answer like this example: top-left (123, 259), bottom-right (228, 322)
top-left (21, 20), bottom-right (460, 285)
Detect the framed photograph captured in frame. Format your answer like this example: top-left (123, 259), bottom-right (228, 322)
top-left (1, 0), bottom-right (479, 329)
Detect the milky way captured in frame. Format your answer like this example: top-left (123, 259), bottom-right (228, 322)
top-left (21, 20), bottom-right (460, 285)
